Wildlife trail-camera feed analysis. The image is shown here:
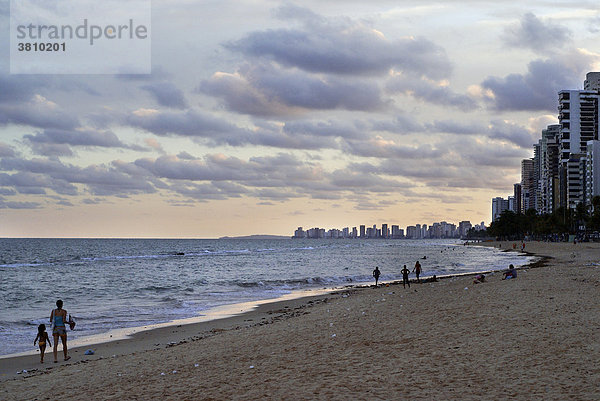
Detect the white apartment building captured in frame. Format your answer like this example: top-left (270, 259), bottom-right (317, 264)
top-left (558, 85), bottom-right (600, 208)
top-left (492, 197), bottom-right (509, 221)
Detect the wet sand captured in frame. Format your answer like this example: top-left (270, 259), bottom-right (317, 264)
top-left (1, 241), bottom-right (599, 400)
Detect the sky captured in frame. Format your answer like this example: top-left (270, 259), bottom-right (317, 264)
top-left (1, 0), bottom-right (600, 238)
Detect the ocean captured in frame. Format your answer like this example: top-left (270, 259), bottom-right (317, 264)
top-left (0, 238), bottom-right (533, 356)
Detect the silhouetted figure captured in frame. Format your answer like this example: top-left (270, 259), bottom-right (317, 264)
top-left (373, 266), bottom-right (381, 287)
top-left (401, 265), bottom-right (410, 288)
top-left (413, 261), bottom-right (422, 283)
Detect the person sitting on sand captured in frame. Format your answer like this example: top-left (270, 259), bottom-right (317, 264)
top-left (473, 274), bottom-right (485, 284)
top-left (401, 265), bottom-right (410, 288)
top-left (373, 266), bottom-right (381, 287)
top-left (34, 323), bottom-right (51, 363)
top-left (502, 264), bottom-right (517, 280)
top-left (50, 299), bottom-right (71, 362)
top-left (413, 261), bottom-right (422, 283)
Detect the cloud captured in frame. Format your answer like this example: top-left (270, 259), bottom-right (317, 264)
top-left (0, 199), bottom-right (41, 209)
top-left (370, 116), bottom-right (425, 134)
top-left (0, 157), bottom-right (157, 197)
top-left (127, 108), bottom-right (249, 140)
top-left (343, 138), bottom-right (446, 159)
top-left (24, 128), bottom-right (135, 151)
top-left (227, 4), bottom-right (452, 79)
top-left (141, 82), bottom-right (187, 109)
top-left (200, 63), bottom-right (386, 116)
top-left (479, 50), bottom-right (599, 111)
top-left (0, 95), bottom-right (80, 130)
top-left (282, 120), bottom-right (364, 140)
top-left (0, 142), bottom-right (15, 157)
top-left (0, 75), bottom-right (51, 104)
top-left (503, 13), bottom-right (572, 53)
top-left (386, 75), bottom-right (478, 110)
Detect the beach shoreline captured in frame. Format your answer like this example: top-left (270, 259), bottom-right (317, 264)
top-left (0, 247), bottom-right (533, 376)
top-left (2, 241), bottom-right (599, 399)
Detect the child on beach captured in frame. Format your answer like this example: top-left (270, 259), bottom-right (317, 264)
top-left (34, 324), bottom-right (51, 363)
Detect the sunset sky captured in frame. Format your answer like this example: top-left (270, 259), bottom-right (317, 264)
top-left (1, 1), bottom-right (600, 238)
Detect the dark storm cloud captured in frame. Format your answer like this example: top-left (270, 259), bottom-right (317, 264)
top-left (140, 82), bottom-right (188, 109)
top-left (386, 76), bottom-right (478, 110)
top-left (503, 13), bottom-right (572, 53)
top-left (200, 63), bottom-right (386, 116)
top-left (227, 4), bottom-right (452, 79)
top-left (480, 51), bottom-right (598, 112)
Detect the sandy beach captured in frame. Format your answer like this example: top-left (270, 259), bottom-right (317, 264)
top-left (1, 241), bottom-right (599, 400)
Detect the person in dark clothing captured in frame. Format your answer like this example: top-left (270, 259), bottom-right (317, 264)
top-left (401, 265), bottom-right (410, 288)
top-left (373, 266), bottom-right (381, 287)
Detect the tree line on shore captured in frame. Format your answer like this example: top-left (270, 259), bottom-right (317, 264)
top-left (468, 196), bottom-right (600, 240)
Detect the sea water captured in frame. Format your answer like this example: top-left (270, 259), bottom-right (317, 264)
top-left (0, 238), bottom-right (532, 356)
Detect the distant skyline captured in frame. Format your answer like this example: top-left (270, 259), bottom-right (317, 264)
top-left (1, 1), bottom-right (600, 238)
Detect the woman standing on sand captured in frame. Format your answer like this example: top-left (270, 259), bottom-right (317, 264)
top-left (413, 261), bottom-right (422, 283)
top-left (50, 300), bottom-right (71, 363)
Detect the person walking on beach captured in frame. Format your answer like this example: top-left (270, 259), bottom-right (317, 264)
top-left (373, 266), bottom-right (381, 287)
top-left (413, 261), bottom-right (422, 283)
top-left (50, 299), bottom-right (71, 362)
top-left (34, 324), bottom-right (51, 363)
top-left (401, 265), bottom-right (410, 288)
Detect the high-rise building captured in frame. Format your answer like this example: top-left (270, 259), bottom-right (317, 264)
top-left (533, 142), bottom-right (542, 212)
top-left (584, 72), bottom-right (600, 90)
top-left (381, 224), bottom-right (389, 239)
top-left (458, 221), bottom-right (472, 238)
top-left (521, 159), bottom-right (535, 212)
top-left (359, 225), bottom-right (366, 238)
top-left (557, 76), bottom-right (600, 208)
top-left (508, 196), bottom-right (515, 213)
top-left (540, 124), bottom-right (560, 213)
top-left (421, 224), bottom-right (428, 239)
top-left (492, 197), bottom-right (509, 221)
top-left (513, 184), bottom-right (522, 214)
top-left (585, 140), bottom-right (600, 206)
